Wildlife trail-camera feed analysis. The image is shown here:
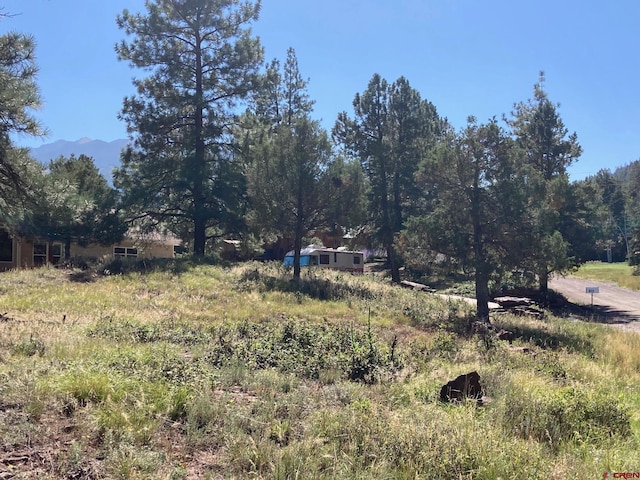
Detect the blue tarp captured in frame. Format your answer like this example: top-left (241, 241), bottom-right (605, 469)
top-left (283, 255), bottom-right (311, 267)
top-left (283, 245), bottom-right (323, 266)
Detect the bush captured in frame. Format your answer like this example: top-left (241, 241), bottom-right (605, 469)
top-left (97, 256), bottom-right (209, 276)
top-left (237, 265), bottom-right (377, 301)
top-left (203, 319), bottom-right (402, 384)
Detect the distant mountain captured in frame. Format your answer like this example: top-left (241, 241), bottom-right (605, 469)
top-left (29, 138), bottom-right (129, 184)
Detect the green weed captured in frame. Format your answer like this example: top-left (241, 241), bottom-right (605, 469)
top-left (202, 318), bottom-right (401, 383)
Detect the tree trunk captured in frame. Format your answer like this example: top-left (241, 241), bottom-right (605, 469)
top-left (475, 267), bottom-right (490, 323)
top-left (293, 230), bottom-right (302, 281)
top-left (293, 179), bottom-right (305, 280)
top-left (377, 159), bottom-right (401, 283)
top-left (193, 211), bottom-right (206, 257)
top-left (192, 34), bottom-right (206, 258)
top-left (386, 239), bottom-right (400, 283)
top-left (64, 236), bottom-right (71, 262)
top-left (473, 230), bottom-right (491, 323)
top-left (471, 171), bottom-right (489, 322)
top-left (388, 171), bottom-right (402, 283)
top-left (538, 269), bottom-right (549, 298)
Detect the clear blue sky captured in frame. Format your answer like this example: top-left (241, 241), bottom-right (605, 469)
top-left (3, 0), bottom-right (639, 180)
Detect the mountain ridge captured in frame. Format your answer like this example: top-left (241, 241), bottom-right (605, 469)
top-left (29, 138), bottom-right (129, 184)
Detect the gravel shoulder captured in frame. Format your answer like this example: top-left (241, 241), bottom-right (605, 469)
top-left (549, 275), bottom-right (640, 332)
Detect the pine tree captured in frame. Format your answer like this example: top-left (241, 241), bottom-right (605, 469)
top-left (38, 155), bottom-right (126, 260)
top-left (334, 74), bottom-right (443, 283)
top-left (246, 49), bottom-right (332, 279)
top-left (114, 0), bottom-right (263, 257)
top-left (408, 118), bottom-right (527, 322)
top-left (0, 31), bottom-right (44, 221)
top-left (508, 73), bottom-right (583, 294)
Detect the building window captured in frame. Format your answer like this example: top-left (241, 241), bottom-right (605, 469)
top-left (0, 230), bottom-right (12, 262)
top-left (310, 256), bottom-right (318, 266)
top-left (353, 255), bottom-right (361, 265)
top-left (173, 245), bottom-right (188, 256)
top-left (334, 252), bottom-right (337, 263)
top-left (33, 243), bottom-right (47, 266)
top-left (319, 254), bottom-right (330, 265)
top-left (51, 244), bottom-right (63, 264)
top-left (114, 246), bottom-right (138, 259)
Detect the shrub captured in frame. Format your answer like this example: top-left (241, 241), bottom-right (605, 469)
top-left (87, 318), bottom-right (212, 346)
top-left (204, 319), bottom-right (402, 384)
top-left (237, 265), bottom-right (377, 301)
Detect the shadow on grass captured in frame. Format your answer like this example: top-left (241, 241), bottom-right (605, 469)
top-left (501, 322), bottom-right (596, 356)
top-left (491, 289), bottom-right (599, 356)
top-left (406, 270), bottom-right (475, 295)
top-left (497, 287), bottom-right (640, 355)
top-left (67, 270), bottom-right (98, 283)
top-left (65, 257), bottom-right (219, 282)
top-left (561, 303), bottom-right (640, 327)
top-left (238, 268), bottom-right (377, 302)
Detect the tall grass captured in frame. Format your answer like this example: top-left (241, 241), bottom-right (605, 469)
top-left (0, 263), bottom-right (639, 478)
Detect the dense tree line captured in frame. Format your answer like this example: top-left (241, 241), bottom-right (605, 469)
top-left (4, 0), bottom-right (640, 320)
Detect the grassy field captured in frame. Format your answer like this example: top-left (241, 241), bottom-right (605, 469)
top-left (1, 260), bottom-right (639, 479)
top-left (571, 261), bottom-right (640, 290)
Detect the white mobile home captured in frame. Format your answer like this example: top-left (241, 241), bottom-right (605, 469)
top-left (283, 245), bottom-right (364, 273)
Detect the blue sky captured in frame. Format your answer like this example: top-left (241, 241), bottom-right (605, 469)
top-left (3, 0), bottom-right (639, 180)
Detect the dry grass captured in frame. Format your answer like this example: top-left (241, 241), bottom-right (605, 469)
top-left (0, 261), bottom-right (639, 478)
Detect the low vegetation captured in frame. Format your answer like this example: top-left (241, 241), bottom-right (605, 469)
top-left (1, 261), bottom-right (639, 478)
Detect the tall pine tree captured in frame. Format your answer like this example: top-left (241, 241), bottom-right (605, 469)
top-left (0, 31), bottom-right (45, 224)
top-left (246, 49), bottom-right (333, 279)
top-left (334, 74), bottom-right (443, 283)
top-left (408, 118), bottom-right (528, 322)
top-left (114, 0), bottom-right (263, 256)
top-left (508, 73), bottom-right (583, 294)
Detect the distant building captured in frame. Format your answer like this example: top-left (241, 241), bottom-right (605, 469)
top-left (283, 245), bottom-right (364, 273)
top-left (0, 225), bottom-right (181, 271)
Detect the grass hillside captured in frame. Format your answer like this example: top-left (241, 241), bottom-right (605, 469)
top-left (1, 261), bottom-right (639, 479)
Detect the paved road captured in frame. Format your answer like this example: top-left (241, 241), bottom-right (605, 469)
top-left (549, 275), bottom-right (640, 331)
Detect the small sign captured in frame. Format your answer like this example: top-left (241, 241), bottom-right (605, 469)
top-left (585, 287), bottom-right (600, 294)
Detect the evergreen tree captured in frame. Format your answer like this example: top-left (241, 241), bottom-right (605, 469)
top-left (37, 155), bottom-right (126, 260)
top-left (0, 31), bottom-right (45, 223)
top-left (620, 161), bottom-right (640, 262)
top-left (583, 164), bottom-right (640, 263)
top-left (334, 74), bottom-right (443, 283)
top-left (323, 155), bottom-right (368, 240)
top-left (245, 49), bottom-right (332, 279)
top-left (114, 0), bottom-right (263, 257)
top-left (407, 118), bottom-right (527, 322)
top-left (507, 73), bottom-right (582, 294)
